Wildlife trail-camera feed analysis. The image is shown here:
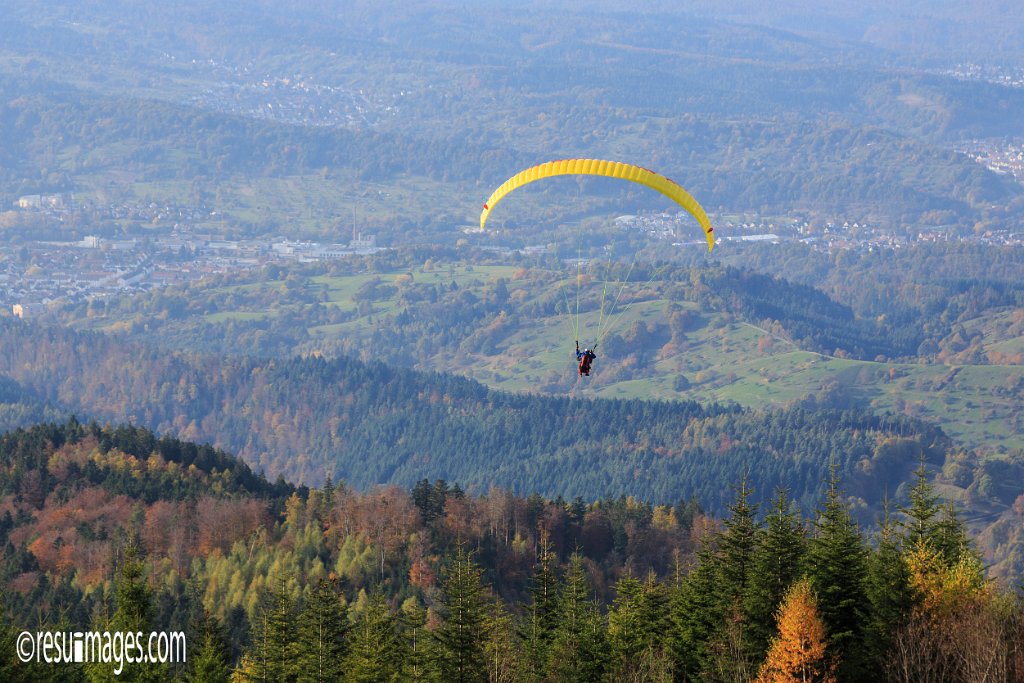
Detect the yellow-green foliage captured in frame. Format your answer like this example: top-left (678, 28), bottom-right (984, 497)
top-left (335, 536), bottom-right (377, 585)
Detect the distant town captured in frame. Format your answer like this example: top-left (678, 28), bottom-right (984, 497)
top-left (168, 55), bottom-right (409, 129)
top-left (932, 63), bottom-right (1024, 89)
top-left (3, 190), bottom-right (1022, 317)
top-left (616, 211), bottom-right (1024, 252)
top-left (1, 193), bottom-right (383, 317)
top-left (955, 139), bottom-right (1024, 182)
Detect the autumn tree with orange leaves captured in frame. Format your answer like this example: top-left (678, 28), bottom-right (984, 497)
top-left (756, 578), bottom-right (836, 683)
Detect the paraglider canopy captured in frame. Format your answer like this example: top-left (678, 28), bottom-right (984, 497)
top-left (479, 158), bottom-right (715, 251)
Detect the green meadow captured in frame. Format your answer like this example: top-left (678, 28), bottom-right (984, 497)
top-left (88, 260), bottom-right (1022, 454)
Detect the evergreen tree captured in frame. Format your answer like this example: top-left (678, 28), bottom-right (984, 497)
top-left (111, 538), bottom-right (152, 630)
top-left (294, 579), bottom-right (348, 683)
top-left (483, 598), bottom-right (522, 683)
top-left (185, 607), bottom-right (231, 683)
top-left (433, 546), bottom-right (489, 683)
top-left (245, 578), bottom-right (298, 683)
top-left (718, 477), bottom-right (760, 606)
top-left (714, 477), bottom-right (761, 679)
top-left (87, 536), bottom-right (167, 682)
top-left (900, 459), bottom-right (939, 548)
top-left (399, 598), bottom-right (435, 683)
top-left (930, 501), bottom-right (969, 566)
top-left (342, 591), bottom-right (403, 682)
top-left (523, 528), bottom-right (559, 679)
top-left (187, 629), bottom-right (232, 683)
top-left (546, 553), bottom-right (607, 683)
top-left (803, 468), bottom-right (868, 680)
top-left (900, 462), bottom-right (973, 566)
top-left (608, 570), bottom-right (673, 681)
top-left (639, 570), bottom-right (671, 654)
top-left (0, 590), bottom-right (37, 682)
top-left (863, 506), bottom-right (912, 676)
top-left (607, 573), bottom-right (646, 678)
top-left (319, 476), bottom-right (336, 520)
top-left (669, 532), bottom-right (724, 680)
top-left (745, 488), bottom-right (806, 664)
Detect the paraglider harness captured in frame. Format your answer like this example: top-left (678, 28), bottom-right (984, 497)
top-left (576, 341), bottom-right (597, 377)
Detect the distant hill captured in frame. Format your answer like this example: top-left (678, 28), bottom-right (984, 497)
top-left (4, 1), bottom-right (1024, 243)
top-left (0, 316), bottom-right (954, 517)
top-left (49, 246), bottom-right (1024, 453)
top-left (0, 375), bottom-right (67, 434)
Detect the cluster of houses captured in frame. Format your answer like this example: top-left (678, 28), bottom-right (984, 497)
top-left (956, 140), bottom-right (1024, 182)
top-left (617, 211), bottom-right (1023, 254)
top-left (13, 193), bottom-right (73, 210)
top-left (3, 228), bottom-right (383, 319)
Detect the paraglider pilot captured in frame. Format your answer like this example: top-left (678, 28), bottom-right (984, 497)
top-left (576, 341), bottom-right (597, 377)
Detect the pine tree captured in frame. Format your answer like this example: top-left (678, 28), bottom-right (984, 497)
top-left (433, 546), bottom-right (489, 683)
top-left (755, 578), bottom-right (835, 683)
top-left (900, 459), bottom-right (939, 548)
top-left (669, 531), bottom-right (724, 680)
top-left (639, 570), bottom-right (671, 653)
top-left (863, 504), bottom-right (912, 675)
top-left (0, 590), bottom-right (35, 681)
top-left (546, 553), bottom-right (608, 683)
top-left (718, 477), bottom-right (760, 606)
top-left (187, 629), bottom-right (232, 683)
top-left (111, 538), bottom-right (153, 633)
top-left (803, 468), bottom-right (867, 680)
top-left (246, 577), bottom-right (298, 683)
top-left (186, 609), bottom-right (231, 683)
top-left (523, 528), bottom-right (559, 679)
top-left (899, 460), bottom-right (976, 578)
top-left (713, 477), bottom-right (761, 680)
top-left (483, 597), bottom-right (522, 683)
top-left (607, 573), bottom-right (645, 678)
top-left (87, 536), bottom-right (167, 682)
top-left (399, 598), bottom-right (435, 682)
top-left (744, 489), bottom-right (807, 669)
top-left (295, 579), bottom-right (348, 683)
top-left (930, 501), bottom-right (969, 566)
top-left (342, 591), bottom-right (403, 682)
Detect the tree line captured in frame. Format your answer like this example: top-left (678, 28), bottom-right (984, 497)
top-left (0, 419), bottom-right (1020, 681)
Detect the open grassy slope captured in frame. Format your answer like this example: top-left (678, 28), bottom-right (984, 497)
top-left (70, 259), bottom-right (1023, 453)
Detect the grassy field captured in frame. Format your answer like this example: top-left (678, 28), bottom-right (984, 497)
top-left (113, 259), bottom-right (1021, 454)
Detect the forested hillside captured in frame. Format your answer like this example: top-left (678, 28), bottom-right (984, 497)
top-left (5, 0), bottom-right (1024, 242)
top-left (1, 421), bottom-right (1021, 681)
top-left (1, 2), bottom-right (1023, 677)
top-left (45, 246), bottom-right (1023, 456)
top-left (0, 317), bottom-right (954, 514)
top-left (53, 244), bottom-right (1024, 367)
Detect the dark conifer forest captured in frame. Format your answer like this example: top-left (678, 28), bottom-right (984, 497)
top-left (0, 421), bottom-right (1021, 681)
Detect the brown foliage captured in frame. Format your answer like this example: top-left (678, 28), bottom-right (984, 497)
top-left (195, 496), bottom-right (269, 555)
top-left (142, 500), bottom-right (194, 575)
top-left (333, 484), bottom-right (421, 578)
top-left (409, 557), bottom-right (437, 591)
top-left (18, 487), bottom-right (134, 585)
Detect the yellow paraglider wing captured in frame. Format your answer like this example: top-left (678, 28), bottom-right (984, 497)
top-left (479, 159), bottom-right (715, 251)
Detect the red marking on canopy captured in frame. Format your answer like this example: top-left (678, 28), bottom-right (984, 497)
top-left (483, 203), bottom-right (489, 209)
